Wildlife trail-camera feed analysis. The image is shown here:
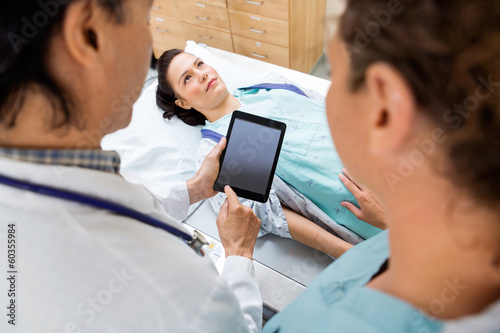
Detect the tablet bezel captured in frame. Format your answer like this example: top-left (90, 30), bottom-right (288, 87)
top-left (213, 110), bottom-right (286, 203)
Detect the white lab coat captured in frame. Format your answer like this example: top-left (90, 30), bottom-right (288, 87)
top-left (0, 157), bottom-right (262, 332)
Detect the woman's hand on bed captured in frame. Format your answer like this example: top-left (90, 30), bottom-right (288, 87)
top-left (339, 168), bottom-right (388, 230)
top-left (187, 138), bottom-right (226, 204)
top-left (216, 186), bottom-right (261, 260)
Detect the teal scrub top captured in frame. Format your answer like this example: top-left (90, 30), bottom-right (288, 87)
top-left (262, 231), bottom-right (444, 333)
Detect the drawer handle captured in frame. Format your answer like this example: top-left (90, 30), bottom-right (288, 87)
top-left (156, 28), bottom-right (168, 32)
top-left (252, 52), bottom-right (267, 59)
top-left (249, 27), bottom-right (266, 34)
top-left (246, 0), bottom-right (263, 5)
top-left (198, 35), bottom-right (213, 39)
top-left (152, 6), bottom-right (161, 10)
top-left (196, 16), bottom-right (209, 20)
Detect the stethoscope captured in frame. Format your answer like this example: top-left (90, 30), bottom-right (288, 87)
top-left (0, 174), bottom-right (208, 256)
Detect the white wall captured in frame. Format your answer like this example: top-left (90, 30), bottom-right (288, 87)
top-left (326, 0), bottom-right (346, 17)
top-left (323, 0), bottom-right (346, 49)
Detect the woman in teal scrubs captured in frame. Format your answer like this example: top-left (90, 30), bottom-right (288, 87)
top-left (263, 0), bottom-right (500, 331)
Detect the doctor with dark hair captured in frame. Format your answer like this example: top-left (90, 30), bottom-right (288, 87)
top-left (0, 1), bottom-right (262, 332)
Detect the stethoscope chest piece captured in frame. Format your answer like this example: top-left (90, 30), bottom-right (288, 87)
top-left (188, 230), bottom-right (209, 256)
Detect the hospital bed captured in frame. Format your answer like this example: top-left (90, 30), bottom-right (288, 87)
top-left (101, 42), bottom-right (334, 316)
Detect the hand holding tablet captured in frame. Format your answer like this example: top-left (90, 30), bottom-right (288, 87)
top-left (214, 111), bottom-right (286, 203)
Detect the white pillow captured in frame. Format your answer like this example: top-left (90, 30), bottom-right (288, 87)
top-left (101, 80), bottom-right (202, 189)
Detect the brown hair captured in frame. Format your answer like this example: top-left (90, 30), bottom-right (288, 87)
top-left (339, 0), bottom-right (500, 209)
top-left (156, 49), bottom-right (207, 126)
top-left (0, 0), bottom-right (127, 129)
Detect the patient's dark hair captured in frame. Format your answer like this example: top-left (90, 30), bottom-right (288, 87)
top-left (156, 49), bottom-right (207, 126)
top-left (339, 0), bottom-right (500, 210)
top-left (0, 0), bottom-right (126, 128)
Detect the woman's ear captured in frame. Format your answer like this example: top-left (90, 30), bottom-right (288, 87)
top-left (175, 99), bottom-right (192, 110)
top-left (364, 63), bottom-right (417, 156)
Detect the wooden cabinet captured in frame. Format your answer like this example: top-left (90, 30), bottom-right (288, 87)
top-left (182, 23), bottom-right (234, 51)
top-left (150, 0), bottom-right (234, 56)
top-left (232, 35), bottom-right (289, 67)
top-left (227, 0), bottom-right (288, 20)
top-left (228, 9), bottom-right (289, 47)
top-left (177, 0), bottom-right (231, 31)
top-left (149, 0), bottom-right (184, 55)
top-left (150, 0), bottom-right (326, 73)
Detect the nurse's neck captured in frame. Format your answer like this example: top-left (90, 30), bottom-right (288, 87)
top-left (203, 94), bottom-right (241, 123)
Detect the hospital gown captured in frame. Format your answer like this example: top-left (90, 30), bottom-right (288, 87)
top-left (196, 88), bottom-right (382, 240)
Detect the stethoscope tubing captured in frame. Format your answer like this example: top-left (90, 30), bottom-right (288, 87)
top-left (0, 173), bottom-right (194, 243)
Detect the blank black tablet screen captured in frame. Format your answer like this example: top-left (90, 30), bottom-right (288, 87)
top-left (218, 118), bottom-right (282, 195)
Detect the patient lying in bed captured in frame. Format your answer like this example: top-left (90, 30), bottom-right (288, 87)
top-left (155, 49), bottom-right (382, 258)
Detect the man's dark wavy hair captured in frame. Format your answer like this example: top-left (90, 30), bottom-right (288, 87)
top-left (0, 0), bottom-right (126, 129)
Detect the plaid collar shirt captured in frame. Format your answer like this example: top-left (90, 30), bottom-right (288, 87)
top-left (0, 148), bottom-right (121, 174)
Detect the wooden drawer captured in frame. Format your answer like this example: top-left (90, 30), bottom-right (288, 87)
top-left (150, 15), bottom-right (186, 57)
top-left (233, 35), bottom-right (289, 67)
top-left (183, 0), bottom-right (227, 6)
top-left (229, 9), bottom-right (289, 48)
top-left (151, 0), bottom-right (178, 18)
top-left (177, 0), bottom-right (230, 32)
top-left (182, 23), bottom-right (234, 52)
top-left (227, 0), bottom-right (288, 21)
top-left (150, 15), bottom-right (184, 41)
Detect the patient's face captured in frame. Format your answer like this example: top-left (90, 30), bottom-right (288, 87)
top-left (167, 53), bottom-right (229, 112)
top-left (326, 34), bottom-right (372, 184)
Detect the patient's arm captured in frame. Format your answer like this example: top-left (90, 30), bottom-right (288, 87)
top-left (187, 138), bottom-right (227, 204)
top-left (283, 207), bottom-right (353, 259)
top-left (339, 168), bottom-right (388, 230)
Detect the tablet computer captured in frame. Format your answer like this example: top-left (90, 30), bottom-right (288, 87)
top-left (214, 111), bottom-right (286, 203)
